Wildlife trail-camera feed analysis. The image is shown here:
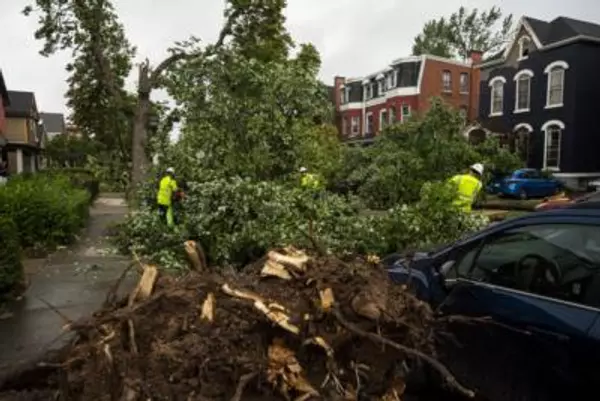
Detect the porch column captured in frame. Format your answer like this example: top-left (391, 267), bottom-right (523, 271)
top-left (30, 153), bottom-right (36, 172)
top-left (16, 148), bottom-right (23, 173)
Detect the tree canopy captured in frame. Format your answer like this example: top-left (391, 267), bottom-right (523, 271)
top-left (412, 6), bottom-right (513, 60)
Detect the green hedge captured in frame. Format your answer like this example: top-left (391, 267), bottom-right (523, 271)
top-left (0, 216), bottom-right (24, 299)
top-left (41, 168), bottom-right (100, 201)
top-left (0, 175), bottom-right (91, 248)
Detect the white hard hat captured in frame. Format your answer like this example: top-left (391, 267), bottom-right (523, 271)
top-left (470, 163), bottom-right (484, 176)
top-left (299, 167), bottom-right (307, 173)
top-left (166, 167), bottom-right (175, 174)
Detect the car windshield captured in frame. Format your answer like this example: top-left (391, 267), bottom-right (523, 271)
top-left (488, 226), bottom-right (600, 270)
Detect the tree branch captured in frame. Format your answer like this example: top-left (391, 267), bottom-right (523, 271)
top-left (331, 307), bottom-right (476, 399)
top-left (147, 8), bottom-right (242, 89)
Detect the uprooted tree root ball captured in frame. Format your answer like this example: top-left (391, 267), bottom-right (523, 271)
top-left (0, 247), bottom-right (477, 401)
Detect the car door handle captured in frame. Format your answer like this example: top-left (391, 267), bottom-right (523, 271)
top-left (525, 325), bottom-right (570, 342)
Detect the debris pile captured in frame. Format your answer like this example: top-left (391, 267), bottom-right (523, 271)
top-left (0, 244), bottom-right (476, 401)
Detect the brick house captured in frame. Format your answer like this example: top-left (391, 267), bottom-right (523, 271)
top-left (4, 91), bottom-right (45, 174)
top-left (334, 53), bottom-right (482, 144)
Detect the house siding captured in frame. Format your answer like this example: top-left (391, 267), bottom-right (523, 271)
top-left (571, 42), bottom-right (600, 174)
top-left (0, 97), bottom-right (6, 135)
top-left (477, 43), bottom-right (595, 174)
top-left (5, 118), bottom-right (28, 143)
top-left (419, 59), bottom-right (479, 121)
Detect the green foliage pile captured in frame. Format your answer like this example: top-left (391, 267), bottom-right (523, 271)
top-left (334, 99), bottom-right (522, 210)
top-left (0, 216), bottom-right (24, 300)
top-left (0, 175), bottom-right (90, 249)
top-left (115, 178), bottom-right (489, 269)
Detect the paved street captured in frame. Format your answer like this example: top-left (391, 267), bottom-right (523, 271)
top-left (0, 194), bottom-right (138, 373)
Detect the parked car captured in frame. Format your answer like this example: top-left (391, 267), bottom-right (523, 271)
top-left (385, 208), bottom-right (600, 401)
top-left (536, 190), bottom-right (600, 211)
top-left (487, 168), bottom-right (562, 199)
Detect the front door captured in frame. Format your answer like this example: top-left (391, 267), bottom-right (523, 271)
top-left (439, 221), bottom-right (600, 399)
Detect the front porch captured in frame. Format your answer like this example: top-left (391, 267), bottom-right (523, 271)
top-left (1, 143), bottom-right (44, 175)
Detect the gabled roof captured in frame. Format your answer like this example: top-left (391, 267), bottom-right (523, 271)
top-left (0, 69), bottom-right (9, 106)
top-left (481, 15), bottom-right (600, 67)
top-left (5, 90), bottom-right (37, 118)
top-left (40, 112), bottom-right (66, 133)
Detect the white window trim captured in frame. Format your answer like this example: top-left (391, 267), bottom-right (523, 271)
top-left (350, 116), bottom-right (359, 137)
top-left (401, 104), bottom-right (411, 122)
top-left (541, 119), bottom-right (565, 171)
top-left (513, 123), bottom-right (533, 133)
top-left (513, 69), bottom-right (534, 113)
top-left (365, 112), bottom-right (373, 134)
top-left (379, 109), bottom-right (387, 131)
top-left (517, 36), bottom-right (531, 61)
top-left (488, 76), bottom-right (506, 117)
top-left (442, 70), bottom-right (452, 92)
top-left (544, 61), bottom-right (569, 109)
top-left (459, 73), bottom-right (469, 94)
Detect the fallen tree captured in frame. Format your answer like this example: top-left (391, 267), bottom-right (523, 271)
top-left (0, 245), bottom-right (479, 400)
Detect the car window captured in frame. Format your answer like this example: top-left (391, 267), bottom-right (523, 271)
top-left (458, 224), bottom-right (600, 308)
top-left (528, 171), bottom-right (541, 179)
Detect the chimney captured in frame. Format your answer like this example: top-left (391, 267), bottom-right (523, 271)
top-left (469, 50), bottom-right (483, 65)
top-left (333, 76), bottom-right (345, 134)
top-left (333, 76), bottom-right (345, 111)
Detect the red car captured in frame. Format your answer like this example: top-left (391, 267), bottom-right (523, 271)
top-left (535, 190), bottom-right (600, 211)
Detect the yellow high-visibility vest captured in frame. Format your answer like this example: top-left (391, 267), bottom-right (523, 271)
top-left (449, 174), bottom-right (482, 212)
top-left (157, 175), bottom-right (178, 206)
top-left (301, 173), bottom-right (321, 190)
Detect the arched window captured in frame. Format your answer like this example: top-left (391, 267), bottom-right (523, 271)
top-left (489, 76), bottom-right (506, 116)
top-left (513, 123), bottom-right (534, 164)
top-left (544, 61), bottom-right (569, 108)
top-left (518, 36), bottom-right (531, 60)
top-left (514, 69), bottom-right (534, 112)
top-left (541, 120), bottom-right (565, 170)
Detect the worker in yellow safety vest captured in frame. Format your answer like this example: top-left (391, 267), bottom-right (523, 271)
top-left (156, 167), bottom-right (179, 227)
top-left (448, 163), bottom-right (484, 212)
top-left (299, 166), bottom-right (321, 190)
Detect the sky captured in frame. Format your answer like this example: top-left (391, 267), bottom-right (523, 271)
top-left (2, 0), bottom-right (599, 119)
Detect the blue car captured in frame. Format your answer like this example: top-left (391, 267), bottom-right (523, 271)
top-left (487, 168), bottom-right (562, 199)
top-left (385, 208), bottom-right (600, 401)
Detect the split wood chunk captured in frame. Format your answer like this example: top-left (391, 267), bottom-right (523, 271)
top-left (302, 336), bottom-right (334, 357)
top-left (254, 300), bottom-right (300, 335)
top-left (128, 265), bottom-right (159, 306)
top-left (184, 240), bottom-right (206, 271)
top-left (319, 288), bottom-right (335, 311)
top-left (351, 292), bottom-right (382, 321)
top-left (268, 250), bottom-right (309, 272)
top-left (201, 293), bottom-right (216, 322)
top-left (261, 259), bottom-right (293, 280)
top-left (268, 340), bottom-right (319, 398)
top-left (221, 283), bottom-right (300, 334)
top-left (221, 283), bottom-right (264, 303)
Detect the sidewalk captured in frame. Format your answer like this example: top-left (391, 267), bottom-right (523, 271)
top-left (0, 194), bottom-right (138, 371)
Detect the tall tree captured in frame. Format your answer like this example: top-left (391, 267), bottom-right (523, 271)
top-left (25, 0), bottom-right (284, 190)
top-left (412, 6), bottom-right (513, 60)
top-left (24, 0), bottom-right (134, 183)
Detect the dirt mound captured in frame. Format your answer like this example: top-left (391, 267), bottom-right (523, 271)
top-left (0, 246), bottom-right (476, 401)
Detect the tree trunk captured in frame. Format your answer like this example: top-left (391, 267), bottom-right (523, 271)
top-left (131, 62), bottom-right (151, 195)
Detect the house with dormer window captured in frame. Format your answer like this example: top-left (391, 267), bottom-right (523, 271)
top-left (472, 15), bottom-right (600, 189)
